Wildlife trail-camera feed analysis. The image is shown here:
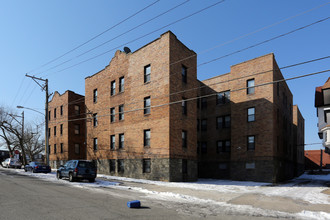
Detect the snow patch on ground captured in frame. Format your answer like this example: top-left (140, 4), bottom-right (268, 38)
top-left (2, 167), bottom-right (329, 219)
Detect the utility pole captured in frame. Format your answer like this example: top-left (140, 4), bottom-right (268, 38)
top-left (21, 111), bottom-right (24, 161)
top-left (25, 74), bottom-right (50, 166)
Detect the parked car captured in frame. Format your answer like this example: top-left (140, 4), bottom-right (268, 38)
top-left (24, 161), bottom-right (51, 173)
top-left (57, 160), bottom-right (97, 182)
top-left (1, 158), bottom-right (22, 168)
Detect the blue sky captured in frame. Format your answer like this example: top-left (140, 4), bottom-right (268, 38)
top-left (0, 0), bottom-right (329, 150)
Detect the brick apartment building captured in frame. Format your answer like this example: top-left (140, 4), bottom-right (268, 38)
top-left (293, 105), bottom-right (305, 176)
top-left (85, 31), bottom-right (198, 181)
top-left (48, 31), bottom-right (304, 182)
top-left (197, 53), bottom-right (304, 182)
top-left (48, 90), bottom-right (86, 168)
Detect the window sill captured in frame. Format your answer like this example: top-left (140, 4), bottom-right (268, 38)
top-left (144, 113), bottom-right (151, 116)
top-left (144, 81), bottom-right (151, 85)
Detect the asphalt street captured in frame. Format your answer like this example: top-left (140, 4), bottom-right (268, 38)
top-left (0, 168), bottom-right (288, 220)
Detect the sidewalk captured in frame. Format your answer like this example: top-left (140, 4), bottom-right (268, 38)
top-left (98, 173), bottom-right (330, 219)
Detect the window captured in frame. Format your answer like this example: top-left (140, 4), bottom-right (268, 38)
top-left (93, 113), bottom-right (98, 126)
top-left (110, 108), bottom-right (115, 122)
top-left (246, 162), bottom-right (255, 169)
top-left (54, 126), bottom-right (56, 136)
top-left (182, 97), bottom-right (187, 115)
top-left (119, 77), bottom-right (124, 92)
top-left (60, 105), bottom-right (63, 115)
top-left (48, 145), bottom-right (50, 155)
top-left (60, 124), bottom-right (63, 135)
top-left (217, 140), bottom-right (231, 153)
top-left (182, 65), bottom-right (187, 83)
top-left (119, 105), bottom-right (124, 120)
top-left (277, 82), bottom-right (280, 96)
top-left (201, 97), bottom-right (207, 109)
top-left (111, 80), bottom-right (116, 96)
top-left (247, 79), bottom-right (255, 94)
top-left (216, 115), bottom-right (231, 129)
top-left (54, 144), bottom-right (57, 154)
top-left (60, 143), bottom-right (63, 153)
top-left (225, 140), bottom-right (231, 152)
top-left (144, 64), bottom-right (151, 83)
top-left (216, 117), bottom-right (223, 129)
top-left (54, 108), bottom-right (56, 118)
top-left (201, 119), bottom-right (207, 131)
top-left (74, 124), bottom-right (80, 135)
top-left (144, 97), bottom-right (151, 114)
top-left (75, 144), bottom-right (80, 154)
top-left (224, 115), bottom-right (231, 128)
top-left (324, 131), bottom-right (328, 142)
top-left (182, 130), bottom-right (187, 148)
top-left (248, 107), bottom-right (255, 122)
top-left (247, 135), bottom-right (255, 150)
top-left (201, 142), bottom-right (207, 154)
top-left (48, 128), bottom-right (51, 137)
top-left (119, 133), bottom-right (124, 149)
top-left (217, 141), bottom-right (223, 153)
top-left (325, 110), bottom-right (330, 123)
top-left (117, 159), bottom-right (124, 173)
top-left (93, 138), bottom-right (98, 151)
top-left (74, 105), bottom-right (80, 115)
top-left (93, 89), bottom-right (97, 103)
top-left (217, 91), bottom-right (230, 105)
top-left (144, 129), bottom-right (150, 147)
top-left (197, 119), bottom-right (200, 131)
top-left (143, 159), bottom-right (151, 173)
top-left (109, 160), bottom-right (116, 172)
top-left (48, 111), bottom-right (51, 121)
top-left (182, 159), bottom-right (187, 174)
top-left (219, 163), bottom-right (228, 170)
top-left (110, 135), bottom-right (115, 150)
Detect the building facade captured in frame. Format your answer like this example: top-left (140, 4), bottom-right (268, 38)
top-left (48, 32), bottom-right (305, 182)
top-left (48, 90), bottom-right (86, 168)
top-left (315, 77), bottom-right (330, 153)
top-left (293, 105), bottom-right (305, 176)
top-left (197, 53), bottom-right (304, 182)
top-left (85, 31), bottom-right (198, 181)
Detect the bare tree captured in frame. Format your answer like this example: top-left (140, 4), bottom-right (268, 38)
top-left (24, 126), bottom-right (44, 162)
top-left (0, 106), bottom-right (14, 156)
top-left (0, 106), bottom-right (45, 165)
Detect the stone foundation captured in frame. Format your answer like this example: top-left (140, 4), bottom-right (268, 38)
top-left (96, 158), bottom-right (197, 182)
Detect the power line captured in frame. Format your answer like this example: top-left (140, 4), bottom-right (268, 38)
top-left (198, 16), bottom-right (330, 67)
top-left (42, 0), bottom-right (226, 76)
top-left (37, 0), bottom-right (191, 75)
top-left (48, 68), bottom-right (330, 124)
top-left (169, 1), bottom-right (330, 67)
top-left (47, 15), bottom-right (330, 109)
top-left (11, 76), bottom-right (26, 108)
top-left (42, 2), bottom-right (328, 77)
top-left (46, 54), bottom-right (330, 116)
top-left (27, 0), bottom-right (161, 75)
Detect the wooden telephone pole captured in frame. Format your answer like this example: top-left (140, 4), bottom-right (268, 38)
top-left (25, 74), bottom-right (50, 165)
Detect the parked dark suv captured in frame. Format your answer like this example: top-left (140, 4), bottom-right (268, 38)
top-left (56, 160), bottom-right (97, 182)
